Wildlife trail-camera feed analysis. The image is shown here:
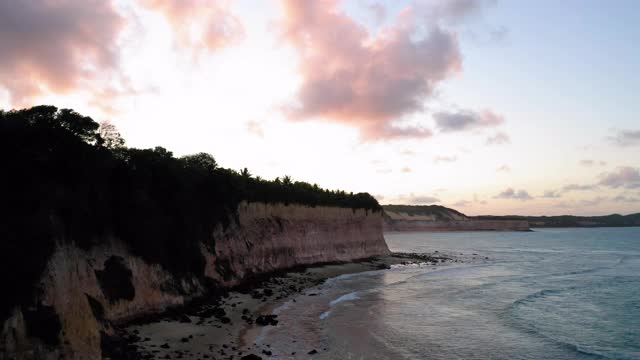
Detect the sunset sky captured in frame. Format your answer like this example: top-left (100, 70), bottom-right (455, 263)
top-left (1, 0), bottom-right (639, 216)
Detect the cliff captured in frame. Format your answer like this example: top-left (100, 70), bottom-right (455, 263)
top-left (383, 205), bottom-right (531, 232)
top-left (0, 202), bottom-right (388, 359)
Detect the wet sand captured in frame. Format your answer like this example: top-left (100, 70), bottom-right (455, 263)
top-left (114, 253), bottom-right (453, 359)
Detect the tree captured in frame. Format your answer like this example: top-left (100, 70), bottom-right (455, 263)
top-left (180, 152), bottom-right (218, 173)
top-left (97, 121), bottom-right (125, 149)
top-left (56, 108), bottom-right (100, 143)
top-left (282, 175), bottom-right (292, 186)
top-left (240, 167), bottom-right (252, 179)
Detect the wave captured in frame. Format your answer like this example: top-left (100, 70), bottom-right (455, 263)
top-left (320, 291), bottom-right (360, 320)
top-left (508, 277), bottom-right (640, 359)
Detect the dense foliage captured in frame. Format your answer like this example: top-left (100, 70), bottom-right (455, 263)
top-left (0, 105), bottom-right (380, 322)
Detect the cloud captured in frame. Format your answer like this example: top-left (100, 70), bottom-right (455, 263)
top-left (543, 190), bottom-right (562, 198)
top-left (612, 195), bottom-right (640, 203)
top-left (579, 159), bottom-right (607, 167)
top-left (452, 200), bottom-right (471, 207)
top-left (392, 193), bottom-right (441, 204)
top-left (367, 3), bottom-right (387, 25)
top-left (246, 120), bottom-right (264, 137)
top-left (434, 109), bottom-right (504, 133)
top-left (598, 167), bottom-right (640, 189)
top-left (434, 155), bottom-right (457, 163)
top-left (451, 193), bottom-right (487, 208)
top-left (494, 188), bottom-right (532, 201)
top-left (473, 193), bottom-right (488, 205)
top-left (138, 0), bottom-right (244, 52)
top-left (608, 129), bottom-right (640, 147)
top-left (561, 184), bottom-right (597, 192)
top-left (365, 125), bottom-right (433, 140)
top-left (579, 196), bottom-right (607, 207)
top-left (496, 164), bottom-right (511, 172)
top-left (278, 0), bottom-right (470, 140)
top-left (410, 195), bottom-right (441, 204)
top-left (485, 131), bottom-right (510, 145)
top-left (416, 0), bottom-right (495, 24)
top-left (0, 0), bottom-right (125, 105)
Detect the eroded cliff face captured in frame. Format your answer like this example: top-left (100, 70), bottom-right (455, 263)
top-left (203, 202), bottom-right (389, 285)
top-left (0, 203), bottom-right (388, 359)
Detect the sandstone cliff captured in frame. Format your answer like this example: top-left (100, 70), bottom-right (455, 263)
top-left (383, 205), bottom-right (530, 232)
top-left (0, 202), bottom-right (388, 359)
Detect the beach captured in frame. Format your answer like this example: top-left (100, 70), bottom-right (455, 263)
top-left (111, 253), bottom-right (454, 359)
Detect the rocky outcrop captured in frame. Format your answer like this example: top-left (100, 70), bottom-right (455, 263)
top-left (0, 202), bottom-right (388, 359)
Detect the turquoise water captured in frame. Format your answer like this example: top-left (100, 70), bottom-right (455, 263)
top-left (261, 228), bottom-right (640, 359)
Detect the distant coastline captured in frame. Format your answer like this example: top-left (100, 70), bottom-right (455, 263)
top-left (383, 204), bottom-right (640, 231)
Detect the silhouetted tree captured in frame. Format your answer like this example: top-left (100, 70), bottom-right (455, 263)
top-left (282, 175), bottom-right (292, 186)
top-left (98, 121), bottom-right (125, 149)
top-left (240, 167), bottom-right (252, 179)
top-left (180, 152), bottom-right (218, 173)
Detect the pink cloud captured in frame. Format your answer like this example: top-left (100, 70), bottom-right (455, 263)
top-left (598, 167), bottom-right (640, 189)
top-left (0, 0), bottom-right (125, 105)
top-left (139, 0), bottom-right (244, 52)
top-left (486, 131), bottom-right (510, 145)
top-left (246, 120), bottom-right (264, 137)
top-left (278, 0), bottom-right (463, 140)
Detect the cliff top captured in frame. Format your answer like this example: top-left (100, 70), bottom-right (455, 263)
top-left (383, 205), bottom-right (469, 221)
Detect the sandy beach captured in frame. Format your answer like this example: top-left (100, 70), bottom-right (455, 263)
top-left (109, 253), bottom-right (453, 360)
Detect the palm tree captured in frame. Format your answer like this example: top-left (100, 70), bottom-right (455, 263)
top-left (240, 167), bottom-right (252, 179)
top-left (282, 175), bottom-right (292, 186)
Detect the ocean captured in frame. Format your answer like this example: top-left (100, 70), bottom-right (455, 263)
top-left (259, 228), bottom-right (640, 359)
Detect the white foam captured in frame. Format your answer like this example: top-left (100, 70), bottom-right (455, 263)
top-left (330, 291), bottom-right (360, 306)
top-left (319, 292), bottom-right (360, 320)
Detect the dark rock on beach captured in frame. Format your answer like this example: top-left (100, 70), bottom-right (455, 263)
top-left (241, 354), bottom-right (263, 360)
top-left (255, 314), bottom-right (279, 326)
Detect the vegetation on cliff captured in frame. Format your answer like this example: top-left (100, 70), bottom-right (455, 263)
top-left (0, 105), bottom-right (381, 323)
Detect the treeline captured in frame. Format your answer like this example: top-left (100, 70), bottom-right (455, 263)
top-left (0, 105), bottom-right (380, 322)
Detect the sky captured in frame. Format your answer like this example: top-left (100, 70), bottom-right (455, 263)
top-left (1, 0), bottom-right (639, 216)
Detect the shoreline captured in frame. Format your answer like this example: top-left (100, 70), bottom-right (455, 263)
top-left (108, 253), bottom-right (455, 359)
